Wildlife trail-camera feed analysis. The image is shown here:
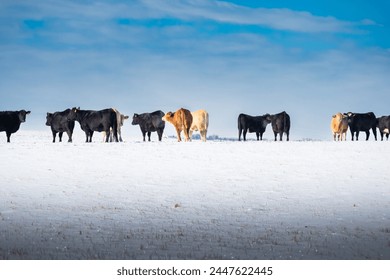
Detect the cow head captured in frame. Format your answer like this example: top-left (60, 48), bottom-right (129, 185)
top-left (18, 110), bottom-right (31, 122)
top-left (263, 114), bottom-right (272, 123)
top-left (67, 107), bottom-right (80, 121)
top-left (46, 113), bottom-right (53, 126)
top-left (120, 114), bottom-right (129, 126)
top-left (265, 114), bottom-right (274, 123)
top-left (343, 112), bottom-right (355, 123)
top-left (132, 113), bottom-right (140, 125)
top-left (162, 112), bottom-right (173, 122)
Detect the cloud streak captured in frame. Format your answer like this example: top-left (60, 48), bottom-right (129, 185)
top-left (1, 0), bottom-right (370, 35)
top-left (141, 0), bottom-right (361, 33)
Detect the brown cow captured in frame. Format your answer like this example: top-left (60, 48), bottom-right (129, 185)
top-left (162, 108), bottom-right (193, 142)
top-left (330, 112), bottom-right (348, 141)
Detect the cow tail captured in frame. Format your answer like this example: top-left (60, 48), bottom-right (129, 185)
top-left (283, 111), bottom-right (287, 133)
top-left (112, 111), bottom-right (118, 142)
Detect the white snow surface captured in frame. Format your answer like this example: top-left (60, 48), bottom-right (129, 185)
top-left (0, 130), bottom-right (389, 259)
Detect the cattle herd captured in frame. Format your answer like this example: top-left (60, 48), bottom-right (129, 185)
top-left (0, 108), bottom-right (390, 143)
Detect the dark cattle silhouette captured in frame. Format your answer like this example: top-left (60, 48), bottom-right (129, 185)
top-left (102, 108), bottom-right (129, 142)
top-left (238, 113), bottom-right (271, 141)
top-left (46, 109), bottom-right (75, 143)
top-left (67, 107), bottom-right (118, 143)
top-left (377, 116), bottom-right (390, 141)
top-left (0, 110), bottom-right (30, 142)
top-left (132, 110), bottom-right (165, 141)
top-left (344, 112), bottom-right (377, 141)
top-left (267, 111), bottom-right (291, 141)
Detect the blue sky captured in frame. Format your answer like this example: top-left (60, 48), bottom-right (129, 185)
top-left (1, 0), bottom-right (390, 139)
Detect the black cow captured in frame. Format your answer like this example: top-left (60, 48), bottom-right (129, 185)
top-left (238, 113), bottom-right (271, 141)
top-left (266, 111), bottom-right (291, 141)
top-left (67, 107), bottom-right (118, 143)
top-left (0, 110), bottom-right (30, 142)
top-left (46, 109), bottom-right (75, 143)
top-left (344, 112), bottom-right (377, 141)
top-left (132, 110), bottom-right (165, 141)
top-left (377, 116), bottom-right (390, 141)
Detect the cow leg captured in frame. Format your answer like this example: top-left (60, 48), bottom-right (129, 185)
top-left (52, 131), bottom-right (57, 143)
top-left (355, 131), bottom-right (359, 141)
top-left (157, 129), bottom-right (163, 141)
top-left (238, 128), bottom-right (242, 141)
top-left (59, 132), bottom-right (63, 142)
top-left (243, 128), bottom-right (248, 141)
top-left (280, 132), bottom-right (283, 141)
top-left (105, 130), bottom-right (110, 142)
top-left (184, 128), bottom-right (191, 142)
top-left (286, 131), bottom-right (289, 141)
top-left (380, 131), bottom-right (384, 141)
top-left (142, 130), bottom-right (146, 142)
top-left (90, 131), bottom-right (94, 142)
top-left (202, 130), bottom-right (207, 141)
top-left (386, 133), bottom-right (389, 140)
top-left (6, 131), bottom-right (11, 143)
top-left (148, 131), bottom-right (151, 141)
top-left (176, 128), bottom-right (182, 142)
top-left (274, 131), bottom-right (277, 141)
top-left (189, 130), bottom-right (193, 140)
top-left (117, 127), bottom-right (123, 142)
top-left (372, 127), bottom-right (377, 141)
top-left (365, 130), bottom-right (370, 141)
top-left (256, 132), bottom-right (260, 141)
top-left (67, 130), bottom-right (73, 143)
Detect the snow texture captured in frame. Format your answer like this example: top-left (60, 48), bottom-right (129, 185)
top-left (0, 130), bottom-right (389, 259)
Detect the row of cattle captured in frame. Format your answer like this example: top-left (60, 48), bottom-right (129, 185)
top-left (0, 108), bottom-right (209, 143)
top-left (331, 112), bottom-right (390, 141)
top-left (44, 108), bottom-right (209, 143)
top-left (1, 109), bottom-right (389, 143)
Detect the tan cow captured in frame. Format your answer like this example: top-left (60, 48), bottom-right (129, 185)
top-left (189, 109), bottom-right (209, 142)
top-left (331, 112), bottom-right (348, 141)
top-left (162, 108), bottom-right (193, 142)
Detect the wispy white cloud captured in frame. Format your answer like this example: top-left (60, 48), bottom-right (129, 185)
top-left (1, 0), bottom-right (370, 34)
top-left (140, 0), bottom-right (361, 33)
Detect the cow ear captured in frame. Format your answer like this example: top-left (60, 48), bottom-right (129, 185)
top-left (332, 115), bottom-right (336, 118)
top-left (26, 111), bottom-right (31, 114)
top-left (124, 115), bottom-right (129, 119)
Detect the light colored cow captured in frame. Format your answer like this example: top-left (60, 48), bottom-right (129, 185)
top-left (162, 108), bottom-right (193, 142)
top-left (330, 112), bottom-right (348, 141)
top-left (189, 109), bottom-right (209, 142)
top-left (102, 108), bottom-right (129, 142)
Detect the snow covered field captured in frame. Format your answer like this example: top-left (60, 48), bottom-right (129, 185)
top-left (0, 130), bottom-right (389, 259)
